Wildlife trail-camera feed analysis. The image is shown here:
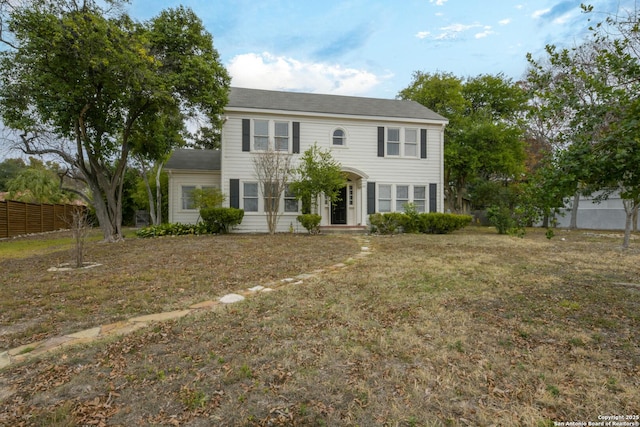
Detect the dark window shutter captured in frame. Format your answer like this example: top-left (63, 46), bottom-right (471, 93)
top-left (293, 122), bottom-right (300, 153)
top-left (429, 183), bottom-right (437, 213)
top-left (242, 119), bottom-right (250, 152)
top-left (230, 179), bottom-right (240, 208)
top-left (420, 129), bottom-right (427, 159)
top-left (377, 127), bottom-right (384, 157)
top-left (367, 182), bottom-right (376, 214)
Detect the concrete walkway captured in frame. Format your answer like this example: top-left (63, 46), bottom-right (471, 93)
top-left (0, 238), bottom-right (372, 370)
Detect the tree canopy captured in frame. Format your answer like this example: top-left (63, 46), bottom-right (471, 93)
top-left (0, 0), bottom-right (230, 241)
top-left (399, 72), bottom-right (528, 213)
top-left (526, 4), bottom-right (640, 247)
top-left (289, 143), bottom-right (346, 215)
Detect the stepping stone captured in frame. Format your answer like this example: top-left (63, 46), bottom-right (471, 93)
top-left (281, 278), bottom-right (295, 283)
top-left (219, 293), bottom-right (245, 304)
top-left (248, 285), bottom-right (265, 292)
top-left (66, 327), bottom-right (101, 340)
top-left (190, 300), bottom-right (219, 309)
top-left (261, 288), bottom-right (274, 292)
top-left (101, 322), bottom-right (147, 337)
top-left (130, 310), bottom-right (192, 323)
top-left (0, 351), bottom-right (9, 369)
top-left (361, 246), bottom-right (369, 251)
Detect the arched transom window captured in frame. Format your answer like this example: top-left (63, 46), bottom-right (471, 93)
top-left (332, 128), bottom-right (346, 146)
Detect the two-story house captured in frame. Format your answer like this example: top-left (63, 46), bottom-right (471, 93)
top-left (165, 87), bottom-right (448, 232)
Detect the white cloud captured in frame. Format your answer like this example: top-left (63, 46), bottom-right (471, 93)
top-left (499, 18), bottom-right (511, 25)
top-left (475, 27), bottom-right (495, 39)
top-left (532, 8), bottom-right (551, 19)
top-left (552, 13), bottom-right (573, 25)
top-left (433, 23), bottom-right (482, 40)
top-left (227, 52), bottom-right (385, 96)
top-left (415, 31), bottom-right (431, 39)
top-left (429, 0), bottom-right (449, 5)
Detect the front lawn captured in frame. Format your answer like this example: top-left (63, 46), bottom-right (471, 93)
top-left (1, 228), bottom-right (638, 426)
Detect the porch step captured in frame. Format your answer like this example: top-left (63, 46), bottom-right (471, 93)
top-left (319, 225), bottom-right (368, 234)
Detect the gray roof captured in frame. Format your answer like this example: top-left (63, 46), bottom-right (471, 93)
top-left (165, 149), bottom-right (221, 171)
top-left (227, 87), bottom-right (448, 122)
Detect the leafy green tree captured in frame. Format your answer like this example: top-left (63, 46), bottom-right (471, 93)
top-left (526, 4), bottom-right (640, 247)
top-left (289, 143), bottom-right (346, 215)
top-left (0, 1), bottom-right (230, 241)
top-left (0, 158), bottom-right (27, 191)
top-left (399, 72), bottom-right (528, 213)
top-left (6, 159), bottom-right (73, 203)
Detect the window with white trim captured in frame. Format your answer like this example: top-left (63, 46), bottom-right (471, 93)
top-left (274, 121), bottom-right (289, 152)
top-left (254, 120), bottom-right (269, 151)
top-left (387, 128), bottom-right (400, 156)
top-left (396, 185), bottom-right (409, 211)
top-left (243, 182), bottom-right (258, 212)
top-left (333, 128), bottom-right (346, 146)
top-left (404, 129), bottom-right (418, 157)
top-left (181, 186), bottom-right (196, 210)
top-left (253, 120), bottom-right (292, 152)
top-left (284, 184), bottom-right (299, 212)
top-left (414, 186), bottom-right (426, 213)
top-left (378, 184), bottom-right (392, 212)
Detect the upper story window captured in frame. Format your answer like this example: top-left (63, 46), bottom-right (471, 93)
top-left (333, 129), bottom-right (346, 146)
top-left (252, 120), bottom-right (291, 152)
top-left (274, 121), bottom-right (289, 152)
top-left (379, 126), bottom-right (423, 158)
top-left (404, 129), bottom-right (418, 157)
top-left (387, 128), bottom-right (400, 156)
top-left (243, 119), bottom-right (299, 154)
top-left (254, 120), bottom-right (269, 151)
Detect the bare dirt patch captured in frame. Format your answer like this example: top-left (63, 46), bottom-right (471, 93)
top-left (1, 228), bottom-right (639, 426)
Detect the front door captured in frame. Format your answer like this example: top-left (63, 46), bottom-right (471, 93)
top-left (331, 186), bottom-right (347, 225)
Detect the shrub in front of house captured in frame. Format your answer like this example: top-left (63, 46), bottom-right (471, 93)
top-left (418, 212), bottom-right (472, 234)
top-left (297, 214), bottom-right (321, 234)
top-left (369, 212), bottom-right (471, 235)
top-left (369, 212), bottom-right (405, 235)
top-left (200, 207), bottom-right (245, 234)
top-left (136, 222), bottom-right (210, 238)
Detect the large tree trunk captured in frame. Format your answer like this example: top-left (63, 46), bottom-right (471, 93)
top-left (569, 192), bottom-right (580, 230)
top-left (155, 162), bottom-right (163, 225)
top-left (621, 198), bottom-right (639, 249)
top-left (140, 165), bottom-right (157, 226)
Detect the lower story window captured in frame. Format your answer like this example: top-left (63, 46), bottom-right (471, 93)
top-left (181, 185), bottom-right (196, 210)
top-left (284, 184), bottom-right (299, 212)
top-left (396, 185), bottom-right (409, 211)
top-left (414, 186), bottom-right (426, 213)
top-left (378, 184), bottom-right (391, 212)
top-left (243, 182), bottom-right (258, 212)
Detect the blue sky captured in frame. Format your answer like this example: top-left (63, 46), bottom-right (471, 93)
top-left (125, 0), bottom-right (633, 98)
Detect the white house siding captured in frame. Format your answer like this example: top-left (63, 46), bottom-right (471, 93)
top-left (221, 111), bottom-right (445, 233)
top-left (167, 170), bottom-right (221, 224)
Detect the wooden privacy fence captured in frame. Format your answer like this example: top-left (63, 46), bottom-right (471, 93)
top-left (0, 200), bottom-right (86, 239)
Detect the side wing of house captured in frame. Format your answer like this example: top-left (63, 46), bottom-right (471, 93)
top-left (220, 89), bottom-right (447, 233)
top-left (165, 149), bottom-right (221, 224)
top-left (167, 170), bottom-right (221, 224)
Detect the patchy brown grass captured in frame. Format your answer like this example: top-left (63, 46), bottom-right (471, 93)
top-left (1, 227), bottom-right (639, 426)
top-left (0, 230), bottom-right (360, 350)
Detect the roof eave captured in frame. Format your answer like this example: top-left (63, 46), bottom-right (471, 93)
top-left (224, 106), bottom-right (448, 125)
